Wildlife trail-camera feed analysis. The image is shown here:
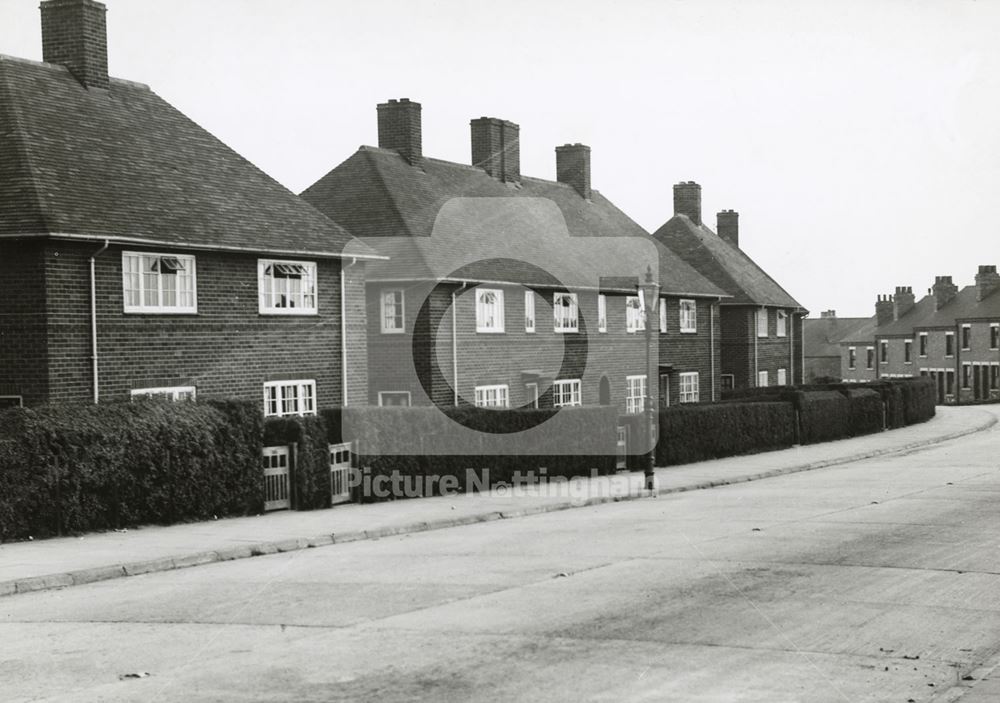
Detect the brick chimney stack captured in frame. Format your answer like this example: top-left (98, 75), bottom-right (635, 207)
top-left (40, 0), bottom-right (109, 90)
top-left (471, 117), bottom-right (520, 183)
top-left (673, 182), bottom-right (702, 226)
top-left (377, 98), bottom-right (422, 164)
top-left (820, 310), bottom-right (836, 319)
top-left (717, 210), bottom-right (739, 246)
top-left (875, 295), bottom-right (894, 327)
top-left (555, 143), bottom-right (591, 199)
top-left (975, 265), bottom-right (1000, 302)
top-left (893, 286), bottom-right (915, 320)
top-left (932, 275), bottom-right (958, 310)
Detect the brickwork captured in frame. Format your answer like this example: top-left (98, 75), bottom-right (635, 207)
top-left (40, 0), bottom-right (108, 89)
top-left (26, 241), bottom-right (365, 410)
top-left (719, 306), bottom-right (800, 388)
top-left (377, 99), bottom-right (421, 163)
top-left (0, 241), bottom-right (50, 405)
top-left (956, 320), bottom-right (1000, 403)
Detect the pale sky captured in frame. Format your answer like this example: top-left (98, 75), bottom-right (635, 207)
top-left (2, 0), bottom-right (998, 317)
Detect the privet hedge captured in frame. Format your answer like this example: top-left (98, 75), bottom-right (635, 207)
top-left (0, 399), bottom-right (262, 542)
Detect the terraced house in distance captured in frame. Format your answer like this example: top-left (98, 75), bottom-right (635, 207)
top-left (301, 99), bottom-right (730, 413)
top-left (651, 184), bottom-right (807, 391)
top-left (0, 0), bottom-right (379, 412)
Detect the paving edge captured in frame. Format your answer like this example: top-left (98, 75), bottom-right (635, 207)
top-left (3, 411), bottom-right (995, 599)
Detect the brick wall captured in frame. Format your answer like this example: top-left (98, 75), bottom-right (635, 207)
top-left (0, 241), bottom-right (49, 405)
top-left (876, 336), bottom-right (916, 379)
top-left (719, 306), bottom-right (799, 388)
top-left (956, 320), bottom-right (1000, 402)
top-left (31, 241), bottom-right (364, 410)
top-left (841, 342), bottom-right (877, 383)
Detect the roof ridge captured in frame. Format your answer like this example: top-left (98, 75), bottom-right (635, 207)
top-left (0, 60), bottom-right (50, 233)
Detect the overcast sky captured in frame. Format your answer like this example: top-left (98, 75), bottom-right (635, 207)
top-left (2, 0), bottom-right (997, 316)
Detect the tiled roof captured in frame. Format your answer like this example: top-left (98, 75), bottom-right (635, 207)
top-left (304, 148), bottom-right (729, 297)
top-left (650, 214), bottom-right (804, 309)
top-left (955, 286), bottom-right (1000, 322)
top-left (876, 294), bottom-right (938, 337)
top-left (0, 55), bottom-right (372, 259)
top-left (804, 317), bottom-right (870, 357)
top-left (840, 316), bottom-right (880, 346)
top-left (912, 287), bottom-right (978, 329)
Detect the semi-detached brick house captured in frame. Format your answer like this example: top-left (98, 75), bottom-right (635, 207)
top-left (0, 0), bottom-right (378, 414)
top-left (802, 311), bottom-right (869, 382)
top-left (301, 100), bottom-right (730, 414)
top-left (651, 185), bottom-right (807, 391)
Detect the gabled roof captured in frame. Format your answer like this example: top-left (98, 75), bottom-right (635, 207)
top-left (840, 315), bottom-right (880, 346)
top-left (804, 316), bottom-right (869, 357)
top-left (650, 214), bottom-right (804, 310)
top-left (0, 55), bottom-right (373, 259)
top-left (956, 286), bottom-right (1000, 322)
top-left (912, 286), bottom-right (978, 330)
top-left (304, 148), bottom-right (728, 297)
top-left (876, 294), bottom-right (938, 337)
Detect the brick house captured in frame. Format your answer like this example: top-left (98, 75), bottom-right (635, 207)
top-left (0, 0), bottom-right (377, 413)
top-left (301, 100), bottom-right (729, 413)
top-left (952, 266), bottom-right (1000, 403)
top-left (651, 185), bottom-right (807, 391)
top-left (803, 311), bottom-right (869, 382)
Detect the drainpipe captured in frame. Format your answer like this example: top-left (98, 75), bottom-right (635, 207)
top-left (340, 257), bottom-right (357, 406)
top-left (90, 239), bottom-right (110, 403)
top-left (789, 311), bottom-right (794, 385)
top-left (710, 299), bottom-right (717, 401)
top-left (754, 307), bottom-right (761, 385)
top-left (452, 282), bottom-right (469, 405)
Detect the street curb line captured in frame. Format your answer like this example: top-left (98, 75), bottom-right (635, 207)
top-left (3, 412), bottom-right (995, 599)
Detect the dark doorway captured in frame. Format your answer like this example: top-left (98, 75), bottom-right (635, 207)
top-left (598, 375), bottom-right (611, 406)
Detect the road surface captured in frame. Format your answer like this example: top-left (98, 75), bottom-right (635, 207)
top-left (3, 407), bottom-right (1000, 702)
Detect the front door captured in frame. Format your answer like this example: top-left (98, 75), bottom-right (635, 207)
top-left (936, 371), bottom-right (945, 404)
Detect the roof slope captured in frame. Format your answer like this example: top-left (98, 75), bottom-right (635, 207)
top-left (878, 294), bottom-right (939, 337)
top-left (912, 286), bottom-right (978, 330)
top-left (303, 148), bottom-right (728, 297)
top-left (0, 55), bottom-right (368, 258)
top-left (651, 214), bottom-right (804, 309)
top-left (804, 317), bottom-right (869, 357)
top-left (959, 287), bottom-right (1000, 321)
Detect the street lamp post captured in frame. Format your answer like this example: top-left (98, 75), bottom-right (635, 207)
top-left (637, 265), bottom-right (660, 492)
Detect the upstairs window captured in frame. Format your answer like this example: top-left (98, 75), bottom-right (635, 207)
top-left (962, 324), bottom-right (972, 350)
top-left (625, 375), bottom-right (646, 415)
top-left (659, 300), bottom-right (668, 333)
top-left (945, 332), bottom-right (955, 357)
top-left (258, 259), bottom-right (316, 314)
top-left (880, 340), bottom-right (888, 363)
top-left (476, 288), bottom-right (505, 333)
top-left (263, 380), bottom-right (316, 418)
top-left (992, 324), bottom-right (999, 350)
top-left (625, 296), bottom-right (645, 333)
top-left (777, 310), bottom-right (788, 337)
top-left (380, 289), bottom-right (404, 333)
top-left (866, 347), bottom-right (875, 370)
top-left (554, 293), bottom-right (578, 333)
top-left (598, 294), bottom-right (607, 333)
top-left (524, 291), bottom-right (535, 333)
top-left (123, 252), bottom-right (197, 313)
top-left (919, 333), bottom-right (928, 357)
top-left (679, 299), bottom-right (697, 333)
top-left (848, 347), bottom-right (857, 370)
top-left (756, 309), bottom-right (769, 337)
top-left (904, 339), bottom-right (913, 363)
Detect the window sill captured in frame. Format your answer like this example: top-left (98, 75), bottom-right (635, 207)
top-left (124, 308), bottom-right (198, 315)
top-left (680, 329), bottom-right (697, 334)
top-left (380, 329), bottom-right (406, 335)
top-left (476, 329), bottom-right (506, 334)
top-left (260, 310), bottom-right (318, 317)
top-left (554, 329), bottom-right (579, 334)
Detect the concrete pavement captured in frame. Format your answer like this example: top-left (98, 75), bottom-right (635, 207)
top-left (0, 404), bottom-right (995, 598)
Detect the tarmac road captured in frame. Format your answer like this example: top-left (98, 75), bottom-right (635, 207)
top-left (3, 406), bottom-right (1000, 702)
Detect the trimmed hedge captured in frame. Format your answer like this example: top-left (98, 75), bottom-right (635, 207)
top-left (797, 390), bottom-right (851, 444)
top-left (844, 388), bottom-right (884, 438)
top-left (655, 401), bottom-right (797, 466)
top-left (0, 399), bottom-right (262, 542)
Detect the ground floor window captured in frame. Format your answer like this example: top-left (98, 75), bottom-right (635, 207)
top-left (525, 382), bottom-right (540, 408)
top-left (992, 364), bottom-right (999, 390)
top-left (946, 370), bottom-right (955, 395)
top-left (263, 380), bottom-right (316, 417)
top-left (777, 368), bottom-right (787, 386)
top-left (131, 386), bottom-right (196, 401)
top-left (553, 379), bottom-right (582, 407)
top-left (474, 384), bottom-right (509, 408)
top-left (378, 391), bottom-right (411, 406)
top-left (962, 363), bottom-right (972, 389)
top-left (0, 395), bottom-right (23, 408)
top-left (625, 375), bottom-right (646, 415)
top-left (679, 372), bottom-right (699, 403)
top-left (757, 370), bottom-right (768, 387)
top-left (720, 374), bottom-right (734, 391)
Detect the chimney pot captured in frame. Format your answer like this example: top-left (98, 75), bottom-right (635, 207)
top-left (40, 0), bottom-right (109, 89)
top-left (673, 182), bottom-right (702, 225)
top-left (377, 98), bottom-right (422, 163)
top-left (555, 143), bottom-right (591, 199)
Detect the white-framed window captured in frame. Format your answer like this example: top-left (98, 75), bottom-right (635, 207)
top-left (625, 375), bottom-right (647, 414)
top-left (757, 370), bottom-right (769, 387)
top-left (679, 299), bottom-right (697, 333)
top-left (130, 386), bottom-right (196, 401)
top-left (848, 347), bottom-right (857, 370)
top-left (777, 309), bottom-right (787, 337)
top-left (380, 289), bottom-right (404, 333)
top-left (756, 308), bottom-right (768, 337)
top-left (257, 259), bottom-right (317, 314)
top-left (777, 368), bottom-right (787, 386)
top-left (679, 372), bottom-right (700, 403)
top-left (474, 384), bottom-right (509, 408)
top-left (597, 294), bottom-right (607, 333)
top-left (945, 332), bottom-right (955, 357)
top-left (866, 347), bottom-right (875, 370)
top-left (524, 291), bottom-right (535, 333)
top-left (525, 382), bottom-right (540, 409)
top-left (625, 296), bottom-right (645, 333)
top-left (919, 332), bottom-right (928, 357)
top-left (991, 324), bottom-right (1000, 350)
top-left (122, 251), bottom-right (197, 313)
top-left (904, 339), bottom-right (913, 363)
top-left (377, 391), bottom-right (411, 407)
top-left (263, 380), bottom-right (316, 417)
top-left (962, 324), bottom-right (972, 350)
top-left (0, 395), bottom-right (23, 408)
top-left (659, 301), bottom-right (668, 333)
top-left (552, 379), bottom-right (582, 407)
top-left (554, 293), bottom-right (578, 332)
top-left (475, 288), bottom-right (505, 333)
top-left (880, 340), bottom-right (889, 363)
top-left (721, 374), bottom-right (734, 391)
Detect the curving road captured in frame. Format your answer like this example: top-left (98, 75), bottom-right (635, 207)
top-left (3, 406), bottom-right (1000, 702)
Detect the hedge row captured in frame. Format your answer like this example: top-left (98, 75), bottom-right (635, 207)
top-left (0, 399), bottom-right (262, 542)
top-left (263, 406), bottom-right (619, 505)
